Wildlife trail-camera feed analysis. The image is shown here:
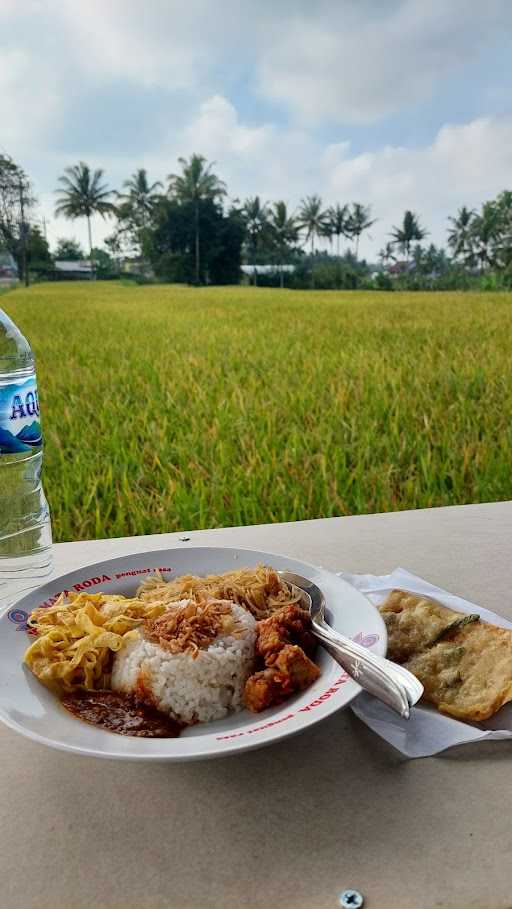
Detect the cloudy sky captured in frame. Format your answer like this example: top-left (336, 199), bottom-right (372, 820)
top-left (2, 0), bottom-right (512, 259)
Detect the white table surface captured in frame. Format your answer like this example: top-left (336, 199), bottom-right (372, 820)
top-left (2, 501), bottom-right (512, 909)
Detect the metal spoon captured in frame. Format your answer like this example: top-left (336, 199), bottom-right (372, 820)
top-left (278, 570), bottom-right (423, 719)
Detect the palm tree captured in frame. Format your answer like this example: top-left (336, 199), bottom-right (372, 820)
top-left (346, 203), bottom-right (376, 259)
top-left (242, 196), bottom-right (270, 285)
top-left (117, 168), bottom-right (162, 226)
top-left (297, 195), bottom-right (328, 255)
top-left (297, 195), bottom-right (329, 289)
top-left (319, 219), bottom-right (334, 252)
top-left (326, 204), bottom-right (350, 258)
top-left (55, 162), bottom-right (114, 276)
top-left (470, 202), bottom-right (501, 273)
top-left (269, 201), bottom-right (299, 288)
top-left (168, 154), bottom-right (226, 284)
top-left (492, 191), bottom-right (512, 269)
top-left (447, 206), bottom-right (475, 265)
top-left (116, 168), bottom-right (162, 264)
top-left (378, 241), bottom-right (396, 267)
top-left (389, 210), bottom-right (428, 264)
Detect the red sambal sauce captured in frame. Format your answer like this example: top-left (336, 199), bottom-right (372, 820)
top-left (61, 690), bottom-right (184, 738)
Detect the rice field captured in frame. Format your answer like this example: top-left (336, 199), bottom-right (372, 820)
top-left (3, 282), bottom-right (512, 543)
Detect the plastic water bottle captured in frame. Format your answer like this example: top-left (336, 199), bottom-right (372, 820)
top-left (0, 307), bottom-right (52, 606)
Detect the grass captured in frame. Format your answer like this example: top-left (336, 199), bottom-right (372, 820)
top-left (2, 282), bottom-right (512, 543)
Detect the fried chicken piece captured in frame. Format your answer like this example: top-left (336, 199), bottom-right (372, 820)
top-left (256, 604), bottom-right (317, 660)
top-left (244, 645), bottom-right (320, 712)
top-left (244, 668), bottom-right (292, 712)
top-left (245, 605), bottom-right (320, 712)
top-left (270, 643), bottom-right (321, 687)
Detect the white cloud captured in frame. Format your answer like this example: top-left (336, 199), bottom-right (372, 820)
top-left (174, 95), bottom-right (330, 205)
top-left (45, 1), bottom-right (512, 127)
top-left (0, 0), bottom-right (510, 163)
top-left (323, 115), bottom-right (512, 256)
top-left (55, 0), bottom-right (214, 90)
top-left (3, 0), bottom-right (510, 151)
top-left (0, 48), bottom-right (62, 147)
top-left (181, 95), bottom-right (273, 159)
top-left (1, 1), bottom-right (511, 257)
top-left (257, 0), bottom-right (512, 123)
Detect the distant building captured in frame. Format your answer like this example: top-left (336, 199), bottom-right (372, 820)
top-left (54, 260), bottom-right (94, 280)
top-left (387, 261), bottom-right (411, 276)
top-left (122, 258), bottom-right (143, 273)
top-left (241, 264), bottom-right (295, 276)
top-left (0, 251), bottom-right (18, 286)
top-left (121, 258), bottom-right (154, 278)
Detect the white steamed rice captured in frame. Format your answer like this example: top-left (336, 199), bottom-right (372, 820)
top-left (111, 603), bottom-right (256, 724)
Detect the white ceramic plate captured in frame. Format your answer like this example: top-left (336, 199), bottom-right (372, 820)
top-left (0, 546), bottom-right (386, 761)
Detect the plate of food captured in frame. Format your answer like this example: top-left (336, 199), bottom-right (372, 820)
top-left (0, 546), bottom-right (386, 761)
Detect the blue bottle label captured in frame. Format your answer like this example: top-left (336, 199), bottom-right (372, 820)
top-left (0, 378), bottom-right (42, 454)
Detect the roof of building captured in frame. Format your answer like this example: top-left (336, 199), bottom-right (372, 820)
top-left (54, 260), bottom-right (93, 273)
top-left (241, 264), bottom-right (295, 274)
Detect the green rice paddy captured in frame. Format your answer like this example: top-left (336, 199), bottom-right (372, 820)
top-left (4, 282), bottom-right (512, 542)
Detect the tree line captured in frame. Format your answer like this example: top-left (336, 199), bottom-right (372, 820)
top-left (1, 151), bottom-right (512, 290)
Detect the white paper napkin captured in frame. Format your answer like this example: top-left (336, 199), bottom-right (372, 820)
top-left (338, 567), bottom-right (512, 758)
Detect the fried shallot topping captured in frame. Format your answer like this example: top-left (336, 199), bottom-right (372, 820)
top-left (144, 598), bottom-right (240, 657)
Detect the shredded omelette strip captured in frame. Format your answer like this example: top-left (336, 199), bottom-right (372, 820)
top-left (24, 592), bottom-right (168, 692)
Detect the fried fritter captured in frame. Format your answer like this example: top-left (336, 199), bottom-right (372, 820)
top-left (380, 589), bottom-right (479, 663)
top-left (379, 589), bottom-right (512, 722)
top-left (403, 620), bottom-right (512, 722)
